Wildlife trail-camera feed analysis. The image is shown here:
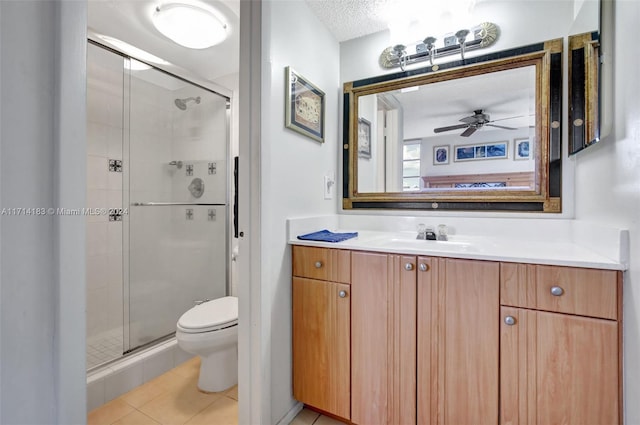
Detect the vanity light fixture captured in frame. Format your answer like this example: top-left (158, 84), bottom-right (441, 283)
top-left (423, 36), bottom-right (437, 66)
top-left (152, 3), bottom-right (227, 49)
top-left (455, 29), bottom-right (470, 59)
top-left (379, 22), bottom-right (500, 70)
top-left (393, 44), bottom-right (408, 71)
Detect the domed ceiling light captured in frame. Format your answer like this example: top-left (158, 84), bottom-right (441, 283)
top-left (152, 3), bottom-right (228, 49)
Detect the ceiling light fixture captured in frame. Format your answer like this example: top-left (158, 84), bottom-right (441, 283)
top-left (152, 3), bottom-right (227, 49)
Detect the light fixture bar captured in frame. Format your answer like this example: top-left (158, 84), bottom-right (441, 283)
top-left (380, 22), bottom-right (499, 69)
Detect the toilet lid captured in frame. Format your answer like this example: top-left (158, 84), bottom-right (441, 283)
top-left (177, 296), bottom-right (238, 333)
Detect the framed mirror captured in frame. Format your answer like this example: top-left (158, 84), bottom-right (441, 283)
top-left (569, 31), bottom-right (600, 154)
top-left (343, 39), bottom-right (563, 212)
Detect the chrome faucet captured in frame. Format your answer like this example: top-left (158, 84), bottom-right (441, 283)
top-left (416, 224), bottom-right (437, 240)
top-left (437, 224), bottom-right (448, 241)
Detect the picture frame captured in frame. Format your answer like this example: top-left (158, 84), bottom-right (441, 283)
top-left (433, 145), bottom-right (449, 165)
top-left (514, 138), bottom-right (531, 160)
top-left (357, 118), bottom-right (371, 159)
top-left (454, 141), bottom-right (508, 162)
top-left (285, 66), bottom-right (325, 143)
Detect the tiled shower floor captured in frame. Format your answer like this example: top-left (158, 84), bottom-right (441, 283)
top-left (87, 328), bottom-right (123, 369)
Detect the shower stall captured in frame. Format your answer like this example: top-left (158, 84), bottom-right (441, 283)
top-left (86, 42), bottom-right (230, 370)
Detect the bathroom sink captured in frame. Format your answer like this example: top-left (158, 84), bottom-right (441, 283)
top-left (369, 235), bottom-right (480, 253)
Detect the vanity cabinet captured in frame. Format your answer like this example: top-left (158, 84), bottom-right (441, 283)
top-left (500, 263), bottom-right (622, 424)
top-left (291, 246), bottom-right (622, 424)
top-left (351, 253), bottom-right (499, 425)
top-left (292, 246), bottom-right (351, 419)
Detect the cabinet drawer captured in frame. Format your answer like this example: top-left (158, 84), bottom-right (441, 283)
top-left (501, 263), bottom-right (619, 320)
top-left (292, 246), bottom-right (350, 283)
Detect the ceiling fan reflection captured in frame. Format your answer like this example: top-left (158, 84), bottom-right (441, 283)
top-left (433, 109), bottom-right (522, 137)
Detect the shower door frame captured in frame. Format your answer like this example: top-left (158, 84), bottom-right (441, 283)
top-left (87, 39), bottom-right (233, 356)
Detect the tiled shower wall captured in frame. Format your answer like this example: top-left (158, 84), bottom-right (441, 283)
top-left (86, 44), bottom-right (125, 368)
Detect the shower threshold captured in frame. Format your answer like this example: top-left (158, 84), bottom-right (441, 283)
top-left (87, 332), bottom-right (176, 374)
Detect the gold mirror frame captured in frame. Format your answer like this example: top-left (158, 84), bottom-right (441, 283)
top-left (342, 39), bottom-right (563, 213)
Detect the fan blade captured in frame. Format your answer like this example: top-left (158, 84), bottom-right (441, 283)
top-left (486, 124), bottom-right (517, 130)
top-left (461, 127), bottom-right (477, 137)
top-left (490, 115), bottom-right (526, 123)
top-left (434, 124), bottom-right (469, 133)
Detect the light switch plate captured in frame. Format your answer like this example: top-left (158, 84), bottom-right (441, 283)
top-left (324, 175), bottom-right (334, 200)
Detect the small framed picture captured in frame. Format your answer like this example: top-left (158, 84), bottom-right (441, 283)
top-left (454, 145), bottom-right (476, 161)
top-left (454, 141), bottom-right (508, 162)
top-left (358, 118), bottom-right (371, 159)
top-left (485, 142), bottom-right (508, 159)
top-left (433, 145), bottom-right (449, 165)
top-left (514, 138), bottom-right (531, 160)
top-left (285, 66), bottom-right (325, 143)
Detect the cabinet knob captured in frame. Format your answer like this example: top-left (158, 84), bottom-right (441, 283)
top-left (314, 261), bottom-right (322, 269)
top-left (419, 263), bottom-right (429, 272)
top-left (550, 286), bottom-right (564, 296)
top-left (405, 263), bottom-right (414, 271)
top-left (504, 316), bottom-right (516, 326)
top-left (338, 290), bottom-right (348, 298)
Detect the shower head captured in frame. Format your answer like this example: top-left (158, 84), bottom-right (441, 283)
top-left (174, 96), bottom-right (201, 110)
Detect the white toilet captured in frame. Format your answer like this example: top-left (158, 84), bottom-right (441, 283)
top-left (176, 296), bottom-right (238, 392)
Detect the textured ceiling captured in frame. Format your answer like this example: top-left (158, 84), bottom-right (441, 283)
top-left (305, 0), bottom-right (393, 42)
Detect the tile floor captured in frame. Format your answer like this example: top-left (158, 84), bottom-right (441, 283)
top-left (88, 357), bottom-right (345, 425)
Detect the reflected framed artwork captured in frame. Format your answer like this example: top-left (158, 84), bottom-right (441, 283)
top-left (358, 118), bottom-right (371, 158)
top-left (433, 145), bottom-right (449, 165)
top-left (454, 141), bottom-right (508, 162)
top-left (285, 66), bottom-right (325, 143)
top-left (514, 138), bottom-right (531, 160)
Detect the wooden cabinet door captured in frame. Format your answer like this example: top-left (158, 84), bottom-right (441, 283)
top-left (351, 251), bottom-right (390, 424)
top-left (500, 307), bottom-right (619, 425)
top-left (351, 251), bottom-right (416, 425)
top-left (418, 258), bottom-right (500, 424)
top-left (292, 277), bottom-right (350, 419)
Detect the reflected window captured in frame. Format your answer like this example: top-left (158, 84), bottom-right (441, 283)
top-left (402, 140), bottom-right (421, 191)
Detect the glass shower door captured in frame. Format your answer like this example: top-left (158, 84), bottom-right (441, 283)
top-left (86, 43), bottom-right (126, 369)
top-left (125, 60), bottom-right (229, 351)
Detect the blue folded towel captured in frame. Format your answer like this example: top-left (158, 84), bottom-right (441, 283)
top-left (297, 229), bottom-right (358, 243)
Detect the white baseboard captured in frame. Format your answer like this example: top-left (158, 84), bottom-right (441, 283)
top-left (276, 401), bottom-right (303, 425)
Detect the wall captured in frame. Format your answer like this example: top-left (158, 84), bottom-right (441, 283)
top-left (261, 0), bottom-right (340, 421)
top-left (573, 1), bottom-right (640, 422)
top-left (1, 3), bottom-right (57, 421)
top-left (1, 1), bottom-right (86, 423)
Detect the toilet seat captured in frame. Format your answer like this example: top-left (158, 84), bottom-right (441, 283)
top-left (177, 296), bottom-right (238, 334)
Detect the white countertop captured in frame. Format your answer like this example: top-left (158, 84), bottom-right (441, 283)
top-left (287, 216), bottom-right (629, 271)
